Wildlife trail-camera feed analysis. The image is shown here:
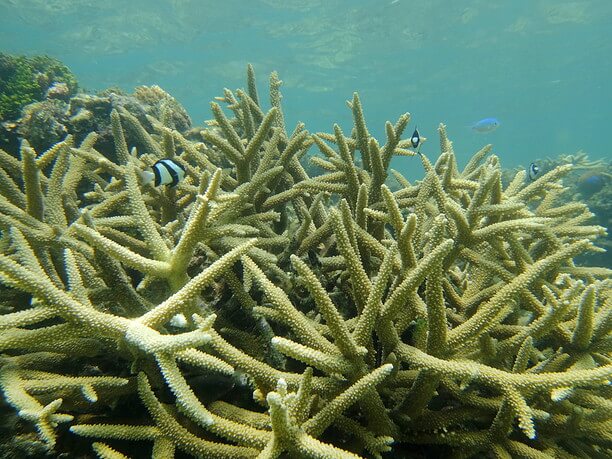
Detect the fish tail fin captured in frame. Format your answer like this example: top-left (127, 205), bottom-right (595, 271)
top-left (138, 169), bottom-right (155, 186)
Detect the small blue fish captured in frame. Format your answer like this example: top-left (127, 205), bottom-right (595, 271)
top-left (471, 117), bottom-right (500, 133)
top-left (577, 171), bottom-right (609, 196)
top-left (528, 162), bottom-right (540, 181)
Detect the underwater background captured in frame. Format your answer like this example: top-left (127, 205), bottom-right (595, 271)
top-left (1, 0), bottom-right (611, 179)
top-left (1, 1), bottom-right (612, 458)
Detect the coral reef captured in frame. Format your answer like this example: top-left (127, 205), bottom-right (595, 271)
top-left (0, 53), bottom-right (78, 155)
top-left (0, 65), bottom-right (610, 459)
top-left (1, 54), bottom-right (194, 160)
top-left (0, 53), bottom-right (77, 121)
top-left (568, 157), bottom-right (611, 267)
top-left (507, 153), bottom-right (612, 268)
top-left (6, 88), bottom-right (192, 166)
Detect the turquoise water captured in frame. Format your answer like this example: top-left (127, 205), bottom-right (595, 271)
top-left (1, 0), bottom-right (611, 178)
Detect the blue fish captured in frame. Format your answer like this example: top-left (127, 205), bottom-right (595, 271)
top-left (471, 117), bottom-right (500, 133)
top-left (577, 171), bottom-right (608, 196)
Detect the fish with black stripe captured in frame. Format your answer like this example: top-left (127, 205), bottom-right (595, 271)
top-left (527, 162), bottom-right (540, 181)
top-left (139, 159), bottom-right (186, 187)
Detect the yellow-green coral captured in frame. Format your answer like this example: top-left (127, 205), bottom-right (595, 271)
top-left (0, 53), bottom-right (78, 120)
top-left (0, 65), bottom-right (610, 459)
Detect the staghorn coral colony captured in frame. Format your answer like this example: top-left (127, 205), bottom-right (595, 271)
top-left (503, 152), bottom-right (612, 269)
top-left (539, 153), bottom-right (611, 267)
top-left (0, 65), bottom-right (610, 459)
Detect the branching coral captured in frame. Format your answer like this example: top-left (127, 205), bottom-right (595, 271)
top-left (0, 65), bottom-right (610, 458)
top-left (505, 152), bottom-right (612, 269)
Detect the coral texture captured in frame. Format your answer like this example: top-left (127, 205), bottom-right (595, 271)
top-left (0, 66), bottom-right (610, 458)
top-left (0, 53), bottom-right (77, 121)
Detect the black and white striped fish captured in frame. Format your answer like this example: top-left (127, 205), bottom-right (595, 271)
top-left (410, 127), bottom-right (420, 148)
top-left (528, 162), bottom-right (540, 181)
top-left (140, 159), bottom-right (186, 187)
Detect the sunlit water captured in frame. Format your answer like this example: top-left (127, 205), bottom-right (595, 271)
top-left (1, 0), bottom-right (611, 180)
